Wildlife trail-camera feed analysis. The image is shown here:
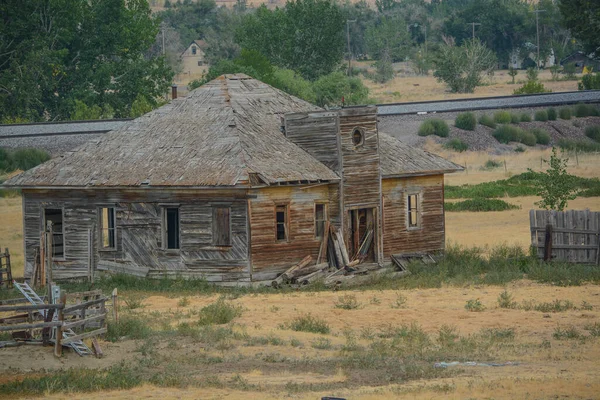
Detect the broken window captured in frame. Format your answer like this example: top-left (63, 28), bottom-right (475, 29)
top-left (163, 207), bottom-right (180, 249)
top-left (44, 208), bottom-right (64, 258)
top-left (99, 207), bottom-right (116, 249)
top-left (276, 205), bottom-right (288, 241)
top-left (213, 206), bottom-right (231, 246)
top-left (315, 203), bottom-right (327, 238)
top-left (407, 194), bottom-right (420, 228)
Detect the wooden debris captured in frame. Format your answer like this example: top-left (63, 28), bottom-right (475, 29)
top-left (92, 338), bottom-right (103, 358)
top-left (272, 255), bottom-right (312, 288)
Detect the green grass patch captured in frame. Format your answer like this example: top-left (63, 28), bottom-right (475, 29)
top-left (197, 298), bottom-right (243, 326)
top-left (280, 314), bottom-right (330, 334)
top-left (556, 139), bottom-right (600, 152)
top-left (493, 111), bottom-right (511, 124)
top-left (534, 110), bottom-right (548, 121)
top-left (465, 299), bottom-right (485, 312)
top-left (106, 316), bottom-right (152, 342)
top-left (0, 147), bottom-right (51, 172)
top-left (492, 125), bottom-right (536, 146)
top-left (419, 118), bottom-right (449, 137)
top-left (482, 159), bottom-right (502, 170)
top-left (455, 112), bottom-right (477, 130)
top-left (520, 113), bottom-right (531, 122)
top-left (559, 107), bottom-right (572, 120)
top-left (585, 125), bottom-right (600, 142)
top-left (510, 113), bottom-right (520, 124)
top-left (445, 198), bottom-right (520, 212)
top-left (334, 294), bottom-right (361, 310)
top-left (529, 128), bottom-right (550, 145)
top-left (443, 138), bottom-right (469, 152)
top-left (479, 114), bottom-right (496, 128)
top-left (553, 325), bottom-right (582, 340)
top-left (574, 103), bottom-right (599, 117)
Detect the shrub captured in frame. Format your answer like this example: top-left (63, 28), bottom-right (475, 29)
top-left (418, 118), bottom-right (449, 137)
top-left (534, 110), bottom-right (548, 121)
top-left (513, 80), bottom-right (550, 95)
top-left (526, 67), bottom-right (538, 81)
top-left (335, 294), bottom-right (361, 310)
top-left (106, 316), bottom-right (152, 342)
top-left (483, 159), bottom-right (502, 169)
top-left (584, 322), bottom-right (600, 337)
top-left (0, 148), bottom-right (51, 172)
top-left (478, 114), bottom-right (496, 129)
top-left (514, 145), bottom-right (526, 152)
top-left (585, 126), bottom-right (600, 142)
top-left (444, 138), bottom-right (469, 152)
top-left (492, 125), bottom-right (523, 144)
top-left (311, 337), bottom-right (332, 349)
top-left (465, 299), bottom-right (485, 312)
top-left (510, 113), bottom-right (520, 124)
top-left (547, 108), bottom-right (557, 120)
top-left (579, 72), bottom-right (600, 90)
top-left (494, 111), bottom-right (511, 124)
top-left (520, 113), bottom-right (531, 122)
top-left (553, 326), bottom-right (582, 340)
top-left (280, 314), bottom-right (330, 334)
top-left (455, 112), bottom-right (477, 130)
top-left (556, 139), bottom-right (600, 152)
top-left (520, 131), bottom-right (537, 146)
top-left (497, 290), bottom-right (517, 309)
top-left (445, 198), bottom-right (520, 212)
top-left (574, 103), bottom-right (599, 117)
top-left (529, 128), bottom-right (550, 145)
top-left (559, 107), bottom-right (572, 120)
top-left (197, 299), bottom-right (243, 326)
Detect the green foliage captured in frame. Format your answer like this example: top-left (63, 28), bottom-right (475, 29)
top-left (525, 67), bottom-right (538, 82)
top-left (508, 67), bottom-right (518, 84)
top-left (272, 68), bottom-right (316, 104)
top-left (312, 72), bottom-right (369, 107)
top-left (531, 148), bottom-right (579, 211)
top-left (311, 337), bottom-right (332, 349)
top-left (579, 72), bottom-right (600, 90)
top-left (197, 298), bottom-right (243, 326)
top-left (366, 16), bottom-right (410, 63)
top-left (585, 322), bottom-right (600, 337)
top-left (465, 299), bottom-right (485, 312)
top-left (547, 108), bottom-right (557, 121)
top-left (514, 80), bottom-right (551, 95)
top-left (497, 290), bottom-right (517, 309)
top-left (455, 112), bottom-right (477, 130)
top-left (492, 125), bottom-right (536, 146)
top-left (280, 314), bottom-right (330, 334)
top-left (510, 113), bottom-right (520, 124)
top-left (534, 110), bottom-right (548, 121)
top-left (106, 316), bottom-right (152, 342)
top-left (559, 0), bottom-right (600, 55)
top-left (445, 198), bottom-right (520, 212)
top-left (443, 138), bottom-right (469, 152)
top-left (520, 131), bottom-right (537, 146)
top-left (335, 294), bottom-right (361, 310)
top-left (585, 126), bottom-right (600, 142)
top-left (574, 103), bottom-right (599, 117)
top-left (563, 62), bottom-right (577, 79)
top-left (494, 111), bottom-right (512, 124)
top-left (557, 139), bottom-right (600, 152)
top-left (418, 119), bottom-right (449, 137)
top-left (521, 299), bottom-right (575, 313)
top-left (529, 128), bottom-right (550, 145)
top-left (553, 326), bottom-right (582, 340)
top-left (559, 107), bottom-right (572, 120)
top-left (520, 113), bottom-right (531, 122)
top-left (549, 64), bottom-right (561, 81)
top-left (0, 148), bottom-right (50, 172)
top-left (478, 114), bottom-right (496, 128)
top-left (129, 95), bottom-right (155, 118)
top-left (236, 0), bottom-right (345, 80)
top-left (433, 39), bottom-right (496, 93)
top-left (483, 159), bottom-right (502, 170)
top-left (373, 58), bottom-right (394, 83)
top-left (514, 145), bottom-right (526, 153)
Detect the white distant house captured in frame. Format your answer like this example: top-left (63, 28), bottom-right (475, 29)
top-left (180, 40), bottom-right (209, 76)
top-left (508, 46), bottom-right (555, 69)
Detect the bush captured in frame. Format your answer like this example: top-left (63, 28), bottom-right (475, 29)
top-left (418, 118), bottom-right (449, 137)
top-left (585, 126), bottom-right (600, 142)
top-left (455, 112), bottom-right (477, 130)
top-left (494, 111), bottom-right (511, 124)
top-left (557, 139), bottom-right (600, 152)
top-left (197, 299), bottom-right (243, 326)
top-left (559, 107), bottom-right (572, 120)
top-left (510, 113), bottom-right (520, 124)
top-left (280, 314), bottom-right (330, 334)
top-left (513, 80), bottom-right (550, 95)
top-left (0, 148), bottom-right (51, 172)
top-left (465, 299), bottom-right (485, 312)
top-left (579, 72), bottom-right (600, 90)
top-left (444, 138), bottom-right (469, 152)
top-left (519, 113), bottom-right (531, 122)
top-left (335, 294), bottom-right (361, 310)
top-left (492, 125), bottom-right (523, 144)
top-left (445, 198), bottom-right (520, 212)
top-left (106, 316), bottom-right (152, 342)
top-left (574, 103), bottom-right (599, 117)
top-left (529, 128), bottom-right (550, 145)
top-left (483, 159), bottom-right (502, 169)
top-left (479, 114), bottom-right (496, 128)
top-left (519, 130), bottom-right (537, 146)
top-left (547, 108), bottom-right (557, 121)
top-left (514, 145), bottom-right (526, 152)
top-left (534, 110), bottom-right (548, 121)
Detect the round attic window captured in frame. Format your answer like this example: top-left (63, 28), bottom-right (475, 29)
top-left (352, 128), bottom-right (364, 146)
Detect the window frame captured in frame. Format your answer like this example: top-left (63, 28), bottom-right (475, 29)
top-left (98, 206), bottom-right (117, 251)
top-left (274, 203), bottom-right (290, 242)
top-left (161, 206), bottom-right (181, 251)
top-left (406, 193), bottom-right (422, 230)
top-left (212, 205), bottom-right (232, 247)
top-left (43, 207), bottom-right (66, 260)
top-left (351, 127), bottom-right (365, 147)
top-left (314, 202), bottom-right (328, 239)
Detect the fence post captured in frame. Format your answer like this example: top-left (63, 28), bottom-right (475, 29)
top-left (112, 288), bottom-right (119, 324)
top-left (54, 292), bottom-right (66, 358)
top-left (543, 224), bottom-right (553, 262)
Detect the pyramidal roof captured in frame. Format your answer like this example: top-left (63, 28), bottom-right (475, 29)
top-left (6, 74), bottom-right (340, 188)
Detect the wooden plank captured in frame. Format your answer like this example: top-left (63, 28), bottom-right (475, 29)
top-left (63, 297), bottom-right (107, 314)
top-left (96, 260), bottom-right (149, 277)
top-left (0, 321), bottom-right (62, 332)
top-left (0, 303), bottom-right (63, 312)
top-left (61, 327), bottom-right (107, 345)
top-left (534, 244), bottom-right (599, 250)
top-left (530, 227), bottom-right (600, 234)
top-left (62, 313), bottom-right (106, 331)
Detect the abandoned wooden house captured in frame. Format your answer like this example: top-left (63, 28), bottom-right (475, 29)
top-left (4, 74), bottom-right (462, 283)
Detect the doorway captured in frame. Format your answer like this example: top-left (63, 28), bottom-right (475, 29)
top-left (347, 208), bottom-right (375, 262)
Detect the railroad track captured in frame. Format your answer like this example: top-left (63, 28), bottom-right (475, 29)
top-left (1, 90), bottom-right (599, 140)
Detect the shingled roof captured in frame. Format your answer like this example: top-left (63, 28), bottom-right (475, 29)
top-left (5, 74), bottom-right (339, 188)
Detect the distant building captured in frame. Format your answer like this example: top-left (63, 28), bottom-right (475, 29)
top-left (180, 40), bottom-right (209, 76)
top-left (560, 51), bottom-right (600, 72)
top-left (508, 47), bottom-right (555, 70)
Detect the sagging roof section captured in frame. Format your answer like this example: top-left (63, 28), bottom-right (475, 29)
top-left (5, 74), bottom-right (339, 188)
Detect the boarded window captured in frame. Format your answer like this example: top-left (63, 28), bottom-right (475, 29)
top-left (213, 206), bottom-right (231, 246)
top-left (408, 194), bottom-right (420, 228)
top-left (276, 205), bottom-right (288, 241)
top-left (163, 207), bottom-right (180, 249)
top-left (315, 203), bottom-right (327, 238)
top-left (99, 207), bottom-right (116, 249)
top-left (44, 209), bottom-right (64, 258)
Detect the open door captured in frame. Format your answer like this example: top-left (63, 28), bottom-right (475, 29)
top-left (347, 208), bottom-right (375, 262)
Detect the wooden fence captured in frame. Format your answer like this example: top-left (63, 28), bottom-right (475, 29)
top-left (0, 248), bottom-right (13, 289)
top-left (530, 209), bottom-right (600, 264)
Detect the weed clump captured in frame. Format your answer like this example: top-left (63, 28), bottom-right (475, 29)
top-left (465, 299), bottom-right (485, 312)
top-left (574, 103), bottom-right (599, 117)
top-left (534, 110), bottom-right (548, 121)
top-left (482, 159), bottom-right (502, 169)
top-left (547, 107), bottom-right (557, 120)
top-left (510, 113), bottom-right (520, 124)
top-left (106, 316), bottom-right (152, 342)
top-left (419, 118), bottom-right (449, 137)
top-left (445, 198), bottom-right (520, 212)
top-left (494, 111), bottom-right (511, 124)
top-left (444, 138), bottom-right (469, 152)
top-left (197, 298), bottom-right (243, 326)
top-left (280, 314), bottom-right (330, 334)
top-left (520, 113), bottom-right (531, 122)
top-left (585, 125), bottom-right (600, 142)
top-left (553, 325), bottom-right (582, 340)
top-left (559, 107), bottom-right (572, 120)
top-left (497, 290), bottom-right (517, 309)
top-left (556, 139), bottom-right (600, 152)
top-left (479, 114), bottom-right (496, 128)
top-left (335, 294), bottom-right (361, 310)
top-left (455, 112), bottom-right (477, 130)
top-left (529, 128), bottom-right (550, 145)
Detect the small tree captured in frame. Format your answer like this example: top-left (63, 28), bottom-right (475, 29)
top-left (508, 67), bottom-right (518, 84)
top-left (531, 148), bottom-right (579, 211)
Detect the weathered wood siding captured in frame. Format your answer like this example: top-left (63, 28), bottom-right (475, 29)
top-left (248, 184), bottom-right (336, 280)
top-left (382, 175), bottom-right (445, 258)
top-left (21, 189), bottom-right (250, 282)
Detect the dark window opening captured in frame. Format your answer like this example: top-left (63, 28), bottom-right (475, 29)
top-left (352, 128), bottom-right (363, 146)
top-left (276, 205), bottom-right (288, 241)
top-left (191, 46), bottom-right (197, 55)
top-left (100, 207), bottom-right (116, 249)
top-left (197, 60), bottom-right (203, 66)
top-left (165, 208), bottom-right (180, 249)
top-left (315, 203), bottom-right (327, 238)
top-left (408, 194), bottom-right (419, 228)
top-left (44, 209), bottom-right (64, 258)
top-left (213, 207), bottom-right (231, 246)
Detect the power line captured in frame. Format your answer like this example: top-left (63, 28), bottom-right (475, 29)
top-left (467, 22), bottom-right (481, 39)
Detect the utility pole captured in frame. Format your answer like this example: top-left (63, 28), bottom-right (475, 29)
top-left (467, 22), bottom-right (481, 39)
top-left (161, 23), bottom-right (166, 55)
top-left (346, 19), bottom-right (356, 76)
top-left (533, 9), bottom-right (546, 70)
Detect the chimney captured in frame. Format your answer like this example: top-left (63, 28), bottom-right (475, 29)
top-left (171, 84), bottom-right (178, 100)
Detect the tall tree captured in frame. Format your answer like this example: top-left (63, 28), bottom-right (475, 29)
top-left (0, 0), bottom-right (173, 121)
top-left (558, 0), bottom-right (600, 55)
